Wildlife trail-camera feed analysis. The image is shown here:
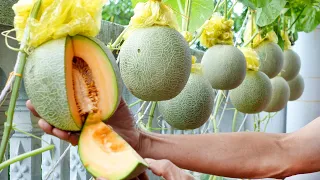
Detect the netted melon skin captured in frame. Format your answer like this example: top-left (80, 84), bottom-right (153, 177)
top-left (118, 26), bottom-right (192, 101)
top-left (255, 41), bottom-right (284, 79)
top-left (201, 45), bottom-right (247, 90)
top-left (281, 49), bottom-right (301, 81)
top-left (288, 74), bottom-right (304, 101)
top-left (264, 76), bottom-right (290, 112)
top-left (24, 37), bottom-right (81, 131)
top-left (158, 73), bottom-right (214, 130)
top-left (230, 71), bottom-right (272, 114)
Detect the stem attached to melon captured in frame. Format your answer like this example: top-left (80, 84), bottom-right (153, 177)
top-left (147, 102), bottom-right (157, 131)
top-left (182, 0), bottom-right (192, 31)
top-left (213, 0), bottom-right (222, 13)
top-left (232, 109), bottom-right (238, 132)
top-left (128, 99), bottom-right (143, 108)
top-left (224, 0), bottom-right (228, 19)
top-left (108, 25), bottom-right (131, 51)
top-left (211, 91), bottom-right (223, 133)
top-left (0, 145), bottom-right (54, 170)
top-left (227, 0), bottom-right (238, 17)
top-left (0, 0), bottom-right (42, 163)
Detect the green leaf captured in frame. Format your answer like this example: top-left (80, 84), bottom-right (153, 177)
top-left (295, 5), bottom-right (320, 32)
top-left (131, 0), bottom-right (214, 32)
top-left (256, 0), bottom-right (287, 27)
top-left (238, 0), bottom-right (272, 9)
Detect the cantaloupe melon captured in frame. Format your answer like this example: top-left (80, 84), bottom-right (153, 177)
top-left (281, 49), bottom-right (301, 81)
top-left (24, 35), bottom-right (122, 131)
top-left (264, 76), bottom-right (290, 112)
top-left (118, 26), bottom-right (192, 101)
top-left (79, 113), bottom-right (148, 180)
top-left (24, 35), bottom-right (148, 179)
top-left (158, 70), bottom-right (214, 130)
top-left (254, 41), bottom-right (284, 79)
top-left (201, 45), bottom-right (247, 90)
top-left (287, 74), bottom-right (305, 101)
top-left (230, 70), bottom-right (272, 114)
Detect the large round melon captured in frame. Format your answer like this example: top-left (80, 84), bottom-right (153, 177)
top-left (201, 45), bottom-right (247, 90)
top-left (287, 74), bottom-right (305, 101)
top-left (254, 41), bottom-right (284, 78)
top-left (158, 73), bottom-right (214, 130)
top-left (281, 49), bottom-right (301, 81)
top-left (230, 70), bottom-right (272, 114)
top-left (264, 76), bottom-right (290, 112)
top-left (24, 35), bottom-right (123, 131)
top-left (118, 26), bottom-right (192, 101)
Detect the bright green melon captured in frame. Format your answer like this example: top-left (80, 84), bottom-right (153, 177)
top-left (158, 73), bottom-right (215, 130)
top-left (264, 76), bottom-right (290, 112)
top-left (201, 45), bottom-right (247, 90)
top-left (230, 70), bottom-right (272, 114)
top-left (254, 41), bottom-right (284, 78)
top-left (287, 74), bottom-right (305, 101)
top-left (118, 26), bottom-right (192, 101)
top-left (281, 49), bottom-right (301, 81)
top-left (24, 35), bottom-right (122, 131)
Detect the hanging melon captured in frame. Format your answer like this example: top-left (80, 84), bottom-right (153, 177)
top-left (287, 74), bottom-right (305, 101)
top-left (158, 58), bottom-right (215, 130)
top-left (264, 76), bottom-right (290, 112)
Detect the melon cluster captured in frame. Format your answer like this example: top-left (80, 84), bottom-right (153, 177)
top-left (24, 35), bottom-right (148, 180)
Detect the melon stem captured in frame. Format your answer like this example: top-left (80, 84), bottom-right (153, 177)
top-left (108, 25), bottom-right (131, 51)
top-left (211, 90), bottom-right (223, 133)
top-left (231, 109), bottom-right (238, 132)
top-left (0, 0), bottom-right (42, 163)
top-left (0, 145), bottom-right (54, 170)
top-left (224, 0), bottom-right (228, 19)
top-left (227, 0), bottom-right (238, 17)
top-left (147, 102), bottom-right (157, 131)
top-left (128, 99), bottom-right (143, 108)
top-left (182, 0), bottom-right (192, 31)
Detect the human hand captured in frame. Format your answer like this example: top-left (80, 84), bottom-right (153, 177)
top-left (26, 97), bottom-right (141, 150)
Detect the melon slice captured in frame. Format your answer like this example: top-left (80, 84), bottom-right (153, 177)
top-left (24, 35), bottom-right (122, 131)
top-left (78, 113), bottom-right (148, 180)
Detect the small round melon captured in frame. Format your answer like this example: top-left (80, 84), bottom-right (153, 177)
top-left (201, 45), bottom-right (247, 90)
top-left (281, 49), bottom-right (301, 81)
top-left (264, 76), bottom-right (290, 112)
top-left (24, 35), bottom-right (122, 131)
top-left (287, 74), bottom-right (305, 101)
top-left (118, 26), bottom-right (192, 101)
top-left (254, 41), bottom-right (284, 78)
top-left (158, 73), bottom-right (215, 130)
top-left (230, 70), bottom-right (272, 114)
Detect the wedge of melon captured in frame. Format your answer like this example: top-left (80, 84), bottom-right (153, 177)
top-left (24, 35), bottom-right (122, 131)
top-left (79, 113), bottom-right (148, 180)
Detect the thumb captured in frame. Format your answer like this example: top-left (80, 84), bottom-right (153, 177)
top-left (144, 158), bottom-right (173, 178)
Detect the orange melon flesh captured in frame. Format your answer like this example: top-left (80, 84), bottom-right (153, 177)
top-left (65, 35), bottom-right (120, 126)
top-left (78, 113), bottom-right (148, 179)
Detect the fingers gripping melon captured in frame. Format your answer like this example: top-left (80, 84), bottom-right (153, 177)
top-left (254, 41), bottom-right (284, 79)
top-left (264, 76), bottom-right (290, 113)
top-left (201, 45), bottom-right (247, 90)
top-left (24, 35), bottom-right (122, 131)
top-left (158, 73), bottom-right (215, 130)
top-left (79, 113), bottom-right (148, 180)
top-left (287, 74), bottom-right (305, 101)
top-left (281, 49), bottom-right (301, 81)
top-left (118, 26), bottom-right (192, 101)
top-left (230, 71), bottom-right (272, 114)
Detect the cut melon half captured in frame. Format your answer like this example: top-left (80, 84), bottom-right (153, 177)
top-left (24, 35), bottom-right (122, 131)
top-left (78, 113), bottom-right (148, 180)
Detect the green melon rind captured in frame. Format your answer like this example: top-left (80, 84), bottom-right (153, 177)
top-left (254, 41), bottom-right (284, 79)
top-left (287, 74), bottom-right (305, 101)
top-left (264, 76), bottom-right (290, 113)
top-left (118, 26), bottom-right (192, 101)
top-left (201, 45), bottom-right (247, 90)
top-left (230, 70), bottom-right (272, 114)
top-left (24, 35), bottom-right (122, 131)
top-left (24, 36), bottom-right (81, 131)
top-left (158, 73), bottom-right (215, 130)
top-left (281, 49), bottom-right (301, 81)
